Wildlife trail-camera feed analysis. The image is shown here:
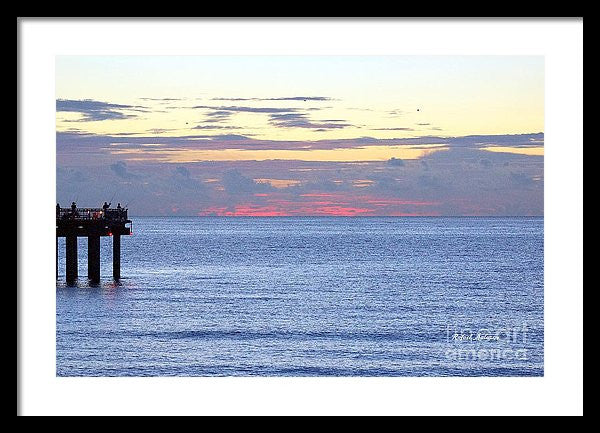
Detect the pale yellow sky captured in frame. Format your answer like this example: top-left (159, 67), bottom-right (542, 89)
top-left (56, 56), bottom-right (544, 152)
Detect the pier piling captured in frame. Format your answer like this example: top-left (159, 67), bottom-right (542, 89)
top-left (57, 205), bottom-right (131, 283)
top-left (113, 234), bottom-right (121, 280)
top-left (65, 235), bottom-right (78, 283)
top-left (88, 235), bottom-right (101, 283)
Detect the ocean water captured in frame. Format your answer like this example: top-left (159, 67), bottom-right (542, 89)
top-left (56, 217), bottom-right (544, 377)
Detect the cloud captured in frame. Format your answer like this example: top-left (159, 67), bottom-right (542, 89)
top-left (194, 105), bottom-right (297, 114)
top-left (269, 112), bottom-right (351, 129)
top-left (193, 103), bottom-right (353, 130)
top-left (387, 109), bottom-right (404, 117)
top-left (371, 127), bottom-right (415, 131)
top-left (192, 125), bottom-right (243, 130)
top-left (147, 128), bottom-right (177, 134)
top-left (57, 131), bottom-right (544, 157)
top-left (169, 165), bottom-right (207, 191)
top-left (203, 110), bottom-right (234, 122)
top-left (222, 169), bottom-right (273, 195)
top-left (57, 167), bottom-right (88, 183)
top-left (211, 96), bottom-right (334, 101)
top-left (418, 174), bottom-right (442, 188)
top-left (58, 144), bottom-right (544, 216)
top-left (175, 166), bottom-right (190, 177)
top-left (415, 123), bottom-right (443, 131)
top-left (387, 157), bottom-right (405, 167)
top-left (110, 161), bottom-right (139, 179)
top-left (56, 99), bottom-right (148, 122)
top-left (510, 172), bottom-right (534, 186)
top-left (212, 134), bottom-right (251, 140)
top-left (480, 158), bottom-right (492, 168)
top-left (139, 97), bottom-right (183, 101)
top-left (444, 133), bottom-right (544, 148)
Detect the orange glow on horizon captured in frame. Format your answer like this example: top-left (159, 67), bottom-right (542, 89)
top-left (195, 193), bottom-right (442, 216)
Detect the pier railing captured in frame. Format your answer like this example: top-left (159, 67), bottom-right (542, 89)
top-left (57, 207), bottom-right (128, 222)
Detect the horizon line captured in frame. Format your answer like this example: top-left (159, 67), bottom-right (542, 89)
top-left (126, 214), bottom-right (544, 218)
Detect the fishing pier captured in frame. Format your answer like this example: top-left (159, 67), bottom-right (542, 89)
top-left (56, 204), bottom-right (132, 283)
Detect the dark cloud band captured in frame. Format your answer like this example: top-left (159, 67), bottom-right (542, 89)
top-left (57, 99), bottom-right (149, 122)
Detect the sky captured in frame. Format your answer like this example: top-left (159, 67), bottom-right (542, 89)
top-left (56, 56), bottom-right (544, 216)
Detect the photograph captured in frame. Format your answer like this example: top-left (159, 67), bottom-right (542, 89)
top-left (55, 55), bottom-right (544, 377)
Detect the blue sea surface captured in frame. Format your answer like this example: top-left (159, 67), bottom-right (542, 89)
top-left (56, 217), bottom-right (544, 376)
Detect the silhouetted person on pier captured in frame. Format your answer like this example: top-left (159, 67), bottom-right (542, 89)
top-left (56, 203), bottom-right (60, 217)
top-left (70, 201), bottom-right (77, 218)
top-left (102, 201), bottom-right (110, 212)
